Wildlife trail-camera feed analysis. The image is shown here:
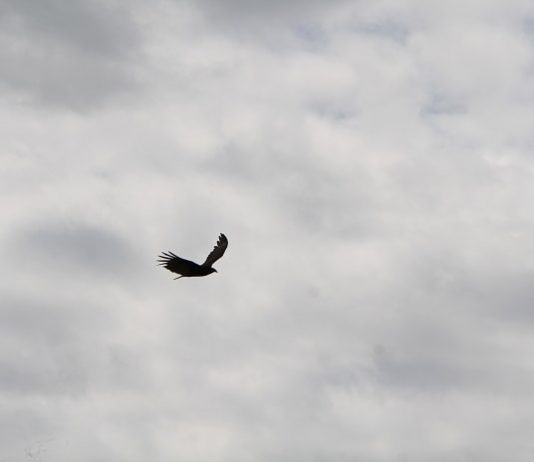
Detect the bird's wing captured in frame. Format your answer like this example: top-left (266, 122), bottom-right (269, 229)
top-left (157, 251), bottom-right (197, 275)
top-left (202, 233), bottom-right (228, 267)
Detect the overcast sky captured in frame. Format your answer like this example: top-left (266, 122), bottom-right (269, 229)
top-left (2, 0), bottom-right (534, 460)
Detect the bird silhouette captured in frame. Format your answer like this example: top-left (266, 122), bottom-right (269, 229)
top-left (158, 233), bottom-right (228, 279)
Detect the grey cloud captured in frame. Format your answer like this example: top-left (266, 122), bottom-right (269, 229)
top-left (422, 91), bottom-right (467, 116)
top-left (0, 0), bottom-right (141, 109)
top-left (0, 294), bottom-right (111, 396)
top-left (373, 345), bottom-right (494, 393)
top-left (351, 20), bottom-right (411, 44)
top-left (12, 221), bottom-right (139, 280)
top-left (193, 0), bottom-right (349, 22)
top-left (0, 347), bottom-right (88, 396)
top-left (205, 142), bottom-right (378, 238)
top-left (455, 269), bottom-right (534, 324)
top-left (0, 49), bottom-right (138, 110)
top-left (185, 0), bottom-right (352, 46)
top-left (189, 0), bottom-right (413, 51)
top-left (2, 0), bottom-right (534, 460)
top-left (0, 406), bottom-right (57, 461)
top-left (1, 0), bottom-right (138, 57)
top-left (0, 290), bottom-right (155, 406)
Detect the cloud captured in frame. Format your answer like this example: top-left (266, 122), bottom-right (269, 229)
top-left (2, 0), bottom-right (534, 460)
top-left (0, 0), bottom-right (141, 109)
top-left (12, 221), bottom-right (140, 279)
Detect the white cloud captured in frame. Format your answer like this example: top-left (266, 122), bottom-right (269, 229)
top-left (2, 0), bottom-right (534, 461)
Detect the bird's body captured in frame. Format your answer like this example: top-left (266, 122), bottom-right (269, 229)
top-left (158, 233), bottom-right (228, 279)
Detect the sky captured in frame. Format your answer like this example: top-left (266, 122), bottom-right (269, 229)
top-left (2, 0), bottom-right (534, 460)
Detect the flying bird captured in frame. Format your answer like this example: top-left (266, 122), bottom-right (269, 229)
top-left (158, 233), bottom-right (228, 279)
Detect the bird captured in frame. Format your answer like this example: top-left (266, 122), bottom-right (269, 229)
top-left (158, 233), bottom-right (228, 279)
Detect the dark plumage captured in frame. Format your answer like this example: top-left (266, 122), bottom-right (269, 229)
top-left (158, 233), bottom-right (228, 279)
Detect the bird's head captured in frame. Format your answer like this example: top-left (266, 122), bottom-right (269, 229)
top-left (209, 268), bottom-right (217, 274)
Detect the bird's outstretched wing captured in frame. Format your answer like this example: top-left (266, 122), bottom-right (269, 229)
top-left (157, 252), bottom-right (198, 275)
top-left (202, 233), bottom-right (228, 267)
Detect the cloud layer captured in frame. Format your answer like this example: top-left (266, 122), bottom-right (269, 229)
top-left (2, 0), bottom-right (534, 460)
